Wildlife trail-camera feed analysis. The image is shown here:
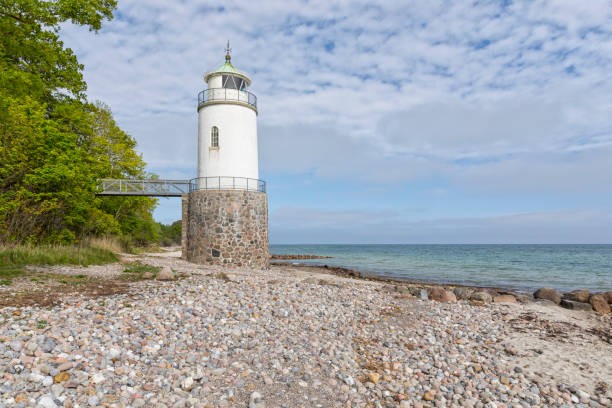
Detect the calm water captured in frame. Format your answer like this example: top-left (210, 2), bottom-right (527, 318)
top-left (270, 244), bottom-right (612, 293)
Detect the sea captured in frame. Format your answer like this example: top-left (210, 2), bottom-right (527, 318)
top-left (269, 244), bottom-right (612, 293)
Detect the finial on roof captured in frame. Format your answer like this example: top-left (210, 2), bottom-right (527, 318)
top-left (225, 40), bottom-right (232, 62)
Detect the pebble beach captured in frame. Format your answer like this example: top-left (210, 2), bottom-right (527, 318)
top-left (1, 250), bottom-right (611, 408)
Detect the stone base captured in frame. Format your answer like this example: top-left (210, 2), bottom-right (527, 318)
top-left (182, 190), bottom-right (269, 268)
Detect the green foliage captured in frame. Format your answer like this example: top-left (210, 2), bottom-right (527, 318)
top-left (158, 220), bottom-right (181, 246)
top-left (0, 0), bottom-right (160, 245)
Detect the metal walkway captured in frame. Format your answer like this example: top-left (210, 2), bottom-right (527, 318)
top-left (97, 177), bottom-right (266, 197)
top-left (97, 179), bottom-right (190, 197)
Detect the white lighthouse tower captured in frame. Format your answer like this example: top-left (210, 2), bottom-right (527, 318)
top-left (197, 42), bottom-right (259, 189)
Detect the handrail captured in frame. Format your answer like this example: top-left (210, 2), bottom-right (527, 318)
top-left (197, 88), bottom-right (257, 110)
top-left (97, 179), bottom-right (190, 197)
top-left (189, 176), bottom-right (266, 193)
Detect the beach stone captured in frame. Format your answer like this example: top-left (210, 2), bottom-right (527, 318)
top-left (428, 287), bottom-right (456, 302)
top-left (493, 295), bottom-right (517, 304)
top-left (564, 289), bottom-right (590, 303)
top-left (453, 287), bottom-right (473, 300)
top-left (37, 395), bottom-right (57, 407)
top-left (91, 373), bottom-right (104, 384)
top-left (603, 291), bottom-right (612, 304)
top-left (533, 288), bottom-right (561, 305)
top-left (9, 340), bottom-right (22, 352)
top-left (181, 376), bottom-right (194, 391)
top-left (368, 372), bottom-right (380, 384)
top-left (419, 289), bottom-right (428, 300)
top-left (53, 372), bottom-right (70, 383)
top-left (249, 391), bottom-right (264, 408)
top-left (560, 299), bottom-right (592, 311)
top-left (423, 390), bottom-right (436, 401)
top-left (589, 294), bottom-right (611, 314)
top-left (470, 292), bottom-right (492, 303)
top-left (156, 266), bottom-right (176, 281)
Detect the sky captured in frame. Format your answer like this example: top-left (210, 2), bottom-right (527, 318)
top-left (61, 0), bottom-right (612, 244)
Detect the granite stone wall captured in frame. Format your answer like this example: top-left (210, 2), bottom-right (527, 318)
top-left (183, 190), bottom-right (269, 268)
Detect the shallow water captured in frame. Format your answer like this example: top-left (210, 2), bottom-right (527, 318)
top-left (270, 244), bottom-right (612, 293)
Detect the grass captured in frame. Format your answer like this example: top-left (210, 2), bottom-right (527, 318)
top-left (120, 263), bottom-right (159, 281)
top-left (0, 244), bottom-right (118, 285)
top-left (0, 245), bottom-right (117, 266)
top-left (84, 236), bottom-right (123, 254)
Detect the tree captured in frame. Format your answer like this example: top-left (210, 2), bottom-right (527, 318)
top-left (0, 0), bottom-right (159, 245)
top-left (159, 220), bottom-right (181, 246)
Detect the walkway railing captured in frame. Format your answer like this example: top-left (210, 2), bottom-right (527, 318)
top-left (189, 177), bottom-right (266, 193)
top-left (197, 88), bottom-right (257, 110)
top-left (97, 177), bottom-right (266, 196)
top-left (97, 179), bottom-right (190, 197)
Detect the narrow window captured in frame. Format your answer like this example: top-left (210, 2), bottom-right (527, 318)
top-left (211, 126), bottom-right (219, 147)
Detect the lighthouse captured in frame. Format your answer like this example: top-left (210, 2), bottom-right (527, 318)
top-left (197, 42), bottom-right (259, 187)
top-left (182, 43), bottom-right (269, 268)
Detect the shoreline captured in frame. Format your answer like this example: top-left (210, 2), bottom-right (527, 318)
top-left (272, 261), bottom-right (529, 296)
top-left (272, 261), bottom-right (612, 314)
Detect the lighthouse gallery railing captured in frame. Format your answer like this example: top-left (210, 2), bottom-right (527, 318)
top-left (189, 177), bottom-right (265, 193)
top-left (197, 88), bottom-right (257, 109)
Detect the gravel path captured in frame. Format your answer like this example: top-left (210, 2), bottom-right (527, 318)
top-left (1, 251), bottom-right (610, 407)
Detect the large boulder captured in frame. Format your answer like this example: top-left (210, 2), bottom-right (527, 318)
top-left (603, 291), bottom-right (612, 304)
top-left (589, 294), bottom-right (611, 314)
top-left (470, 292), bottom-right (492, 303)
top-left (427, 287), bottom-right (457, 302)
top-left (453, 287), bottom-right (473, 300)
top-left (493, 295), bottom-right (517, 304)
top-left (560, 299), bottom-right (593, 311)
top-left (533, 288), bottom-right (561, 305)
top-left (156, 266), bottom-right (176, 281)
top-left (563, 289), bottom-right (590, 303)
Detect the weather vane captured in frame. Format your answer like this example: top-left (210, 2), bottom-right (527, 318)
top-left (225, 40), bottom-right (232, 62)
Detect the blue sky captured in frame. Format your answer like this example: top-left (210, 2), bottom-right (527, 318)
top-left (61, 0), bottom-right (612, 243)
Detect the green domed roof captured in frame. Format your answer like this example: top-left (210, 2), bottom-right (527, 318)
top-left (214, 61), bottom-right (240, 74)
top-left (204, 43), bottom-right (251, 85)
